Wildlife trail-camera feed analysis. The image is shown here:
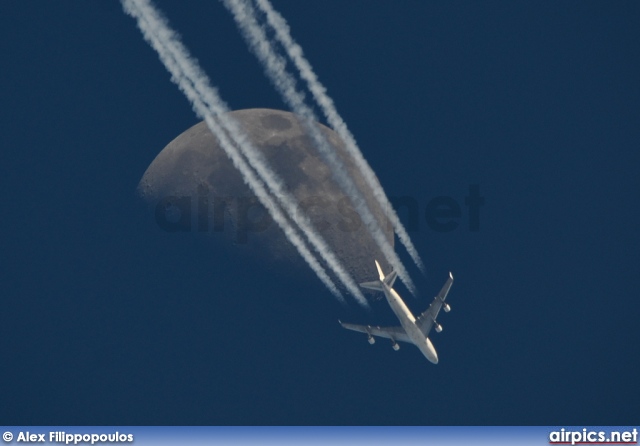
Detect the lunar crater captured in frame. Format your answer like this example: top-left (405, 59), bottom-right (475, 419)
top-left (260, 113), bottom-right (292, 131)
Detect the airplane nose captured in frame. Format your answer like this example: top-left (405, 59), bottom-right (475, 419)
top-left (423, 349), bottom-right (438, 364)
top-left (425, 338), bottom-right (439, 364)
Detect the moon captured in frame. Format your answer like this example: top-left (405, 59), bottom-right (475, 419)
top-left (138, 108), bottom-right (393, 288)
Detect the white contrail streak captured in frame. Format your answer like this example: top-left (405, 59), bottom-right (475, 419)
top-left (253, 0), bottom-right (426, 275)
top-left (122, 0), bottom-right (370, 306)
top-left (221, 0), bottom-right (417, 295)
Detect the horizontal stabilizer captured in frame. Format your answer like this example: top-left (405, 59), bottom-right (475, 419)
top-left (360, 280), bottom-right (383, 291)
top-left (383, 270), bottom-right (397, 288)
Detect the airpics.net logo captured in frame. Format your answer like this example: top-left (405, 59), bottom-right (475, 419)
top-left (549, 428), bottom-right (638, 445)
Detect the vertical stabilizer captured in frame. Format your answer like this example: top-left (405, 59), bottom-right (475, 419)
top-left (375, 260), bottom-right (385, 281)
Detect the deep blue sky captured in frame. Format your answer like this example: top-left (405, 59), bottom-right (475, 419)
top-left (1, 1), bottom-right (638, 425)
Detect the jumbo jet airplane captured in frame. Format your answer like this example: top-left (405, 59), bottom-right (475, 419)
top-left (339, 261), bottom-right (454, 364)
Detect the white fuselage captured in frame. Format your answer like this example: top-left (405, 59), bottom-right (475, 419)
top-left (382, 283), bottom-right (439, 364)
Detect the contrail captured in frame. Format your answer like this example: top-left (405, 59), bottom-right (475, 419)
top-left (253, 0), bottom-right (426, 275)
top-left (121, 0), bottom-right (370, 307)
top-left (221, 0), bottom-right (418, 295)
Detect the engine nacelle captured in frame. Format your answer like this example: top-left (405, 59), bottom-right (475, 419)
top-left (367, 335), bottom-right (375, 345)
top-left (442, 303), bottom-right (451, 313)
top-left (434, 322), bottom-right (443, 333)
top-left (392, 341), bottom-right (400, 351)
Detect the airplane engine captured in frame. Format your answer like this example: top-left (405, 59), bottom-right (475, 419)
top-left (392, 342), bottom-right (400, 351)
top-left (367, 335), bottom-right (375, 345)
top-left (434, 323), bottom-right (443, 333)
top-left (443, 303), bottom-right (451, 312)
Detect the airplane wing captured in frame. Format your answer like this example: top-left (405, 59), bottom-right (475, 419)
top-left (415, 272), bottom-right (454, 336)
top-left (339, 321), bottom-right (412, 343)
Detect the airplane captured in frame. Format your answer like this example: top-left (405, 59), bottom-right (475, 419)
top-left (339, 260), bottom-right (454, 364)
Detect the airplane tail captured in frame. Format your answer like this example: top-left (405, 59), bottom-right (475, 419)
top-left (360, 260), bottom-right (397, 291)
